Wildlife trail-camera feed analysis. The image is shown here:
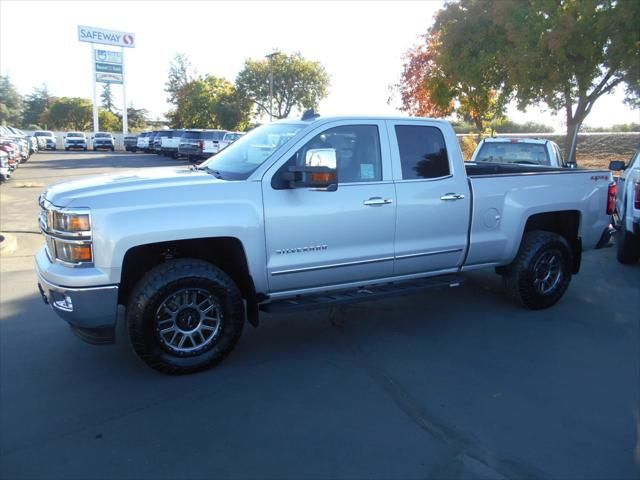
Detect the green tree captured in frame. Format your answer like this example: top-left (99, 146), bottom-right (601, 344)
top-left (170, 75), bottom-right (252, 130)
top-left (100, 83), bottom-right (117, 113)
top-left (165, 53), bottom-right (195, 105)
top-left (0, 75), bottom-right (23, 126)
top-left (397, 7), bottom-right (509, 132)
top-left (99, 109), bottom-right (120, 131)
top-left (42, 97), bottom-right (93, 131)
top-left (22, 84), bottom-right (53, 128)
top-left (124, 106), bottom-right (148, 131)
top-left (495, 0), bottom-right (640, 162)
top-left (400, 0), bottom-right (639, 163)
top-left (236, 52), bottom-right (330, 119)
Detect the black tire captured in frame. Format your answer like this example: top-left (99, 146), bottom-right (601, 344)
top-left (64, 147), bottom-right (69, 151)
top-left (127, 259), bottom-right (245, 374)
top-left (93, 147), bottom-right (97, 151)
top-left (616, 227), bottom-right (640, 264)
top-left (504, 231), bottom-right (573, 309)
top-left (84, 147), bottom-right (87, 151)
top-left (111, 147), bottom-right (115, 152)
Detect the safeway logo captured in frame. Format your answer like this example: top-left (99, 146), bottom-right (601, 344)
top-left (78, 25), bottom-right (135, 48)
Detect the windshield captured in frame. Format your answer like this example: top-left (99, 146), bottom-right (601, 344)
top-left (200, 123), bottom-right (305, 180)
top-left (67, 133), bottom-right (84, 138)
top-left (475, 141), bottom-right (550, 166)
top-left (34, 131), bottom-right (53, 137)
top-left (95, 133), bottom-right (111, 138)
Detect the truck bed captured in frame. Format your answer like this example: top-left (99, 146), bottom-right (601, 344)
top-left (463, 163), bottom-right (611, 269)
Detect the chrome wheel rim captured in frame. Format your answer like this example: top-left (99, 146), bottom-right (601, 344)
top-left (155, 288), bottom-right (222, 353)
top-left (532, 251), bottom-right (562, 295)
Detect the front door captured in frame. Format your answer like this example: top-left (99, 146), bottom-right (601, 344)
top-left (263, 121), bottom-right (396, 294)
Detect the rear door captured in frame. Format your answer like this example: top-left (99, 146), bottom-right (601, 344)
top-left (388, 121), bottom-right (471, 275)
top-left (262, 120), bottom-right (397, 293)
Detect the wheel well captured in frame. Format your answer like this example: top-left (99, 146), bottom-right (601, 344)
top-left (118, 237), bottom-right (256, 307)
top-left (524, 210), bottom-right (582, 273)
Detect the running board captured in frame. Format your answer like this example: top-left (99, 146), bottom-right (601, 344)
top-left (260, 275), bottom-right (463, 314)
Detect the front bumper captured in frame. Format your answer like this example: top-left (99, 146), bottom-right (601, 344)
top-left (36, 250), bottom-right (119, 343)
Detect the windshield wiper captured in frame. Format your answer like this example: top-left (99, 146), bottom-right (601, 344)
top-left (202, 166), bottom-right (224, 179)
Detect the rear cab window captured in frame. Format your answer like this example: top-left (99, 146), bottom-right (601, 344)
top-left (394, 125), bottom-right (450, 179)
top-left (475, 141), bottom-right (551, 166)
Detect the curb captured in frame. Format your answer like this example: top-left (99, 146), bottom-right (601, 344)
top-left (0, 232), bottom-right (18, 255)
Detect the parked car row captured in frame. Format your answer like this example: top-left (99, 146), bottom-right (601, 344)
top-left (0, 125), bottom-right (42, 182)
top-left (127, 129), bottom-right (245, 162)
top-left (31, 131), bottom-right (116, 152)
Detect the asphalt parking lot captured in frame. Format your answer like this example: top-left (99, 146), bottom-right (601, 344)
top-left (1, 150), bottom-right (639, 480)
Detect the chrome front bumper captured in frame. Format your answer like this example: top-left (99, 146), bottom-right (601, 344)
top-left (36, 253), bottom-right (119, 344)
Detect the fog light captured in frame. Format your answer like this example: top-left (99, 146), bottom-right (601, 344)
top-left (53, 295), bottom-right (73, 312)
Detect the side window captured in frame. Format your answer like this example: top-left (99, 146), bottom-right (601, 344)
top-left (278, 124), bottom-right (382, 185)
top-left (553, 144), bottom-right (564, 166)
top-left (395, 125), bottom-right (450, 179)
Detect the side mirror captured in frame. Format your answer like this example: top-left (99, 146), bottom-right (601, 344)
top-left (609, 160), bottom-right (626, 171)
top-left (287, 148), bottom-right (338, 191)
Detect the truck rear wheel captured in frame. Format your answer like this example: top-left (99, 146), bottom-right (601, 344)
top-left (616, 227), bottom-right (640, 264)
top-left (126, 259), bottom-right (245, 374)
top-left (504, 231), bottom-right (572, 309)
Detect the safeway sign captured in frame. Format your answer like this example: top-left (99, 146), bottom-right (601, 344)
top-left (78, 25), bottom-right (135, 48)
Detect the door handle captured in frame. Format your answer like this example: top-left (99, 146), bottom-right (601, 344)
top-left (363, 197), bottom-right (393, 206)
top-left (440, 193), bottom-right (465, 201)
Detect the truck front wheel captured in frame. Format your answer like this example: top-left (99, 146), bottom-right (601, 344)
top-left (504, 231), bottom-right (572, 309)
top-left (126, 259), bottom-right (245, 374)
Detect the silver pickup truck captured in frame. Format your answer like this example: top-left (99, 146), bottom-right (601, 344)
top-left (36, 113), bottom-right (615, 374)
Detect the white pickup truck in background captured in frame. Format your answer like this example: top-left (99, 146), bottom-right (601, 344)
top-left (610, 147), bottom-right (640, 264)
top-left (36, 113), bottom-right (615, 374)
top-left (160, 130), bottom-right (184, 158)
top-left (471, 137), bottom-right (572, 168)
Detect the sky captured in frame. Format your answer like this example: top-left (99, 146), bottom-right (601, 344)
top-left (1, 0), bottom-right (638, 131)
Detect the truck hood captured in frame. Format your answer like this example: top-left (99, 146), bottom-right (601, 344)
top-left (44, 166), bottom-right (222, 208)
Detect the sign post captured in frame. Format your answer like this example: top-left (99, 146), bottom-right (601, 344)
top-left (91, 43), bottom-right (99, 133)
top-left (121, 47), bottom-right (128, 134)
top-left (78, 26), bottom-right (135, 137)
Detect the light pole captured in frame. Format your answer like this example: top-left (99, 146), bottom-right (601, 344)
top-left (265, 51), bottom-right (280, 122)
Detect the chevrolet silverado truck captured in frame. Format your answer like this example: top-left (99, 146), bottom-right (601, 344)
top-left (92, 132), bottom-right (115, 152)
top-left (610, 146), bottom-right (640, 264)
top-left (36, 113), bottom-right (615, 374)
top-left (470, 137), bottom-right (572, 168)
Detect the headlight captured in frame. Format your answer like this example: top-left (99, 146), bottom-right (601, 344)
top-left (39, 203), bottom-right (93, 266)
top-left (53, 239), bottom-right (93, 264)
top-left (52, 211), bottom-right (91, 233)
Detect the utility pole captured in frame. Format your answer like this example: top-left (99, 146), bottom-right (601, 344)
top-left (265, 51), bottom-right (280, 122)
